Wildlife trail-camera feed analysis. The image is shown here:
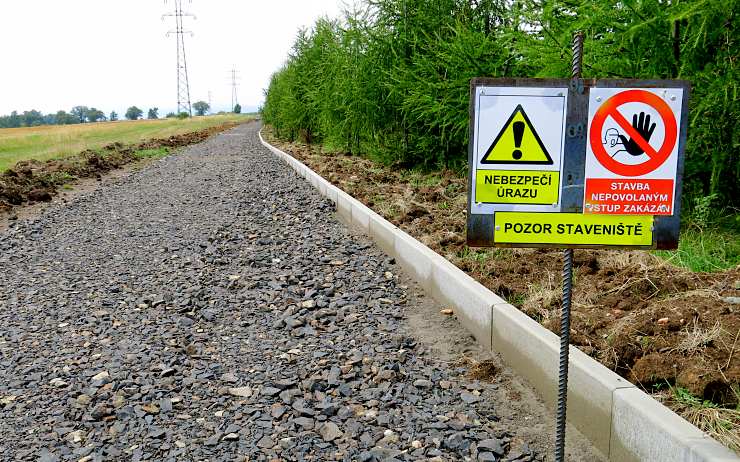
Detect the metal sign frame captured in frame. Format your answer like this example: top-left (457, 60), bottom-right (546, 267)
top-left (467, 77), bottom-right (691, 250)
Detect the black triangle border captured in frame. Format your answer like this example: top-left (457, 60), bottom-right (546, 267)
top-left (480, 104), bottom-right (554, 165)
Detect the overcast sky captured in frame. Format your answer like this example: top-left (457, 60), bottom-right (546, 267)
top-left (0, 0), bottom-right (346, 116)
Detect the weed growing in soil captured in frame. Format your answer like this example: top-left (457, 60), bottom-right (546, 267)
top-left (47, 171), bottom-right (76, 184)
top-left (674, 319), bottom-right (724, 356)
top-left (134, 147), bottom-right (170, 159)
top-left (523, 277), bottom-right (559, 323)
top-left (453, 355), bottom-right (498, 382)
top-left (659, 386), bottom-right (740, 453)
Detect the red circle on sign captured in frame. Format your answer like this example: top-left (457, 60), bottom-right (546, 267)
top-left (590, 89), bottom-right (677, 177)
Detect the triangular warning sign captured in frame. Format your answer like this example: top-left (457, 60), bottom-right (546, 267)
top-left (481, 104), bottom-right (553, 165)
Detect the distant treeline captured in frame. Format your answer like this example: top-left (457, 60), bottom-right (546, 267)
top-left (262, 0), bottom-right (739, 210)
top-left (0, 105), bottom-right (212, 128)
top-left (0, 107), bottom-right (113, 128)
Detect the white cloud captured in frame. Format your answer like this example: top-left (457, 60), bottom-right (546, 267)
top-left (0, 0), bottom-right (344, 116)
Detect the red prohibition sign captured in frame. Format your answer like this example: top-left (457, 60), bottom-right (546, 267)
top-left (590, 89), bottom-right (678, 177)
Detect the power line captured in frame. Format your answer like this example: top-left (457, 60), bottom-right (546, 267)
top-left (163, 0), bottom-right (195, 117)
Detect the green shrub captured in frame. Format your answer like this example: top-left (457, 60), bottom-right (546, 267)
top-left (262, 0), bottom-right (739, 208)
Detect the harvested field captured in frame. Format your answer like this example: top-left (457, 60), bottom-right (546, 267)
top-left (0, 114), bottom-right (252, 171)
top-left (0, 122), bottom-right (243, 213)
top-left (263, 127), bottom-right (740, 451)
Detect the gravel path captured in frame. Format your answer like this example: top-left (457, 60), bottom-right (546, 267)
top-left (0, 122), bottom-right (600, 462)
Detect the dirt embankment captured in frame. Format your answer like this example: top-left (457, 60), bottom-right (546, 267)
top-left (0, 123), bottom-right (242, 213)
top-left (263, 129), bottom-right (739, 414)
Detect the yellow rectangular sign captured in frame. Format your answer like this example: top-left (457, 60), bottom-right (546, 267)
top-left (494, 212), bottom-right (653, 246)
top-left (475, 170), bottom-right (559, 205)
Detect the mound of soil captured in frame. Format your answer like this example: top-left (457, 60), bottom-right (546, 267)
top-left (264, 128), bottom-right (740, 409)
top-left (0, 123), bottom-right (242, 212)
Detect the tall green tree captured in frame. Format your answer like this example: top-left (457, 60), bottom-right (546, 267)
top-left (71, 106), bottom-right (89, 123)
top-left (125, 106), bottom-right (143, 120)
top-left (21, 110), bottom-right (44, 127)
top-left (86, 108), bottom-right (105, 122)
top-left (0, 111), bottom-right (22, 128)
top-left (7, 111), bottom-right (21, 128)
top-left (55, 110), bottom-right (79, 125)
top-left (147, 108), bottom-right (159, 120)
top-left (193, 101), bottom-right (210, 116)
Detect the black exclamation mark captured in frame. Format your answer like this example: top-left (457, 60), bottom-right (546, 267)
top-left (512, 121), bottom-right (525, 160)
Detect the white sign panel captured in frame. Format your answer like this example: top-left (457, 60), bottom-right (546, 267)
top-left (584, 88), bottom-right (683, 215)
top-left (471, 86), bottom-right (568, 215)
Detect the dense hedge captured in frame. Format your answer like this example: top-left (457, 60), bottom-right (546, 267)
top-left (262, 0), bottom-right (739, 210)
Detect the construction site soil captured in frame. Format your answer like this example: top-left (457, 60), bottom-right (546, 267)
top-left (262, 128), bottom-right (739, 445)
top-left (0, 123), bottom-right (241, 213)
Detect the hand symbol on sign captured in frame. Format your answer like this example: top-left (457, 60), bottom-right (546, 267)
top-left (618, 112), bottom-right (656, 156)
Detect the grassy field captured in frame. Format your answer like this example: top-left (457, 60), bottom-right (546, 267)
top-left (0, 114), bottom-right (252, 171)
top-left (656, 220), bottom-right (740, 272)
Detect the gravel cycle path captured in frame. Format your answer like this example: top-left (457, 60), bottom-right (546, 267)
top-left (0, 122), bottom-right (601, 461)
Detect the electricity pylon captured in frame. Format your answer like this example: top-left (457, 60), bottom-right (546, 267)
top-left (230, 67), bottom-right (240, 112)
top-left (164, 0), bottom-right (195, 117)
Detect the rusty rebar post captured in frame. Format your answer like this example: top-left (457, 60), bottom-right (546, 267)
top-left (555, 30), bottom-right (583, 462)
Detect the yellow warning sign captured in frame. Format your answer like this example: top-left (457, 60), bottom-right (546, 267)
top-left (481, 105), bottom-right (553, 165)
top-left (475, 170), bottom-right (559, 204)
top-left (494, 212), bottom-right (653, 246)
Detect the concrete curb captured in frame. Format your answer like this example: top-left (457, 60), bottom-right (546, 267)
top-left (258, 130), bottom-right (738, 462)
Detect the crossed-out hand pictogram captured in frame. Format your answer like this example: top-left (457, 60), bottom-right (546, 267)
top-left (590, 89), bottom-right (677, 177)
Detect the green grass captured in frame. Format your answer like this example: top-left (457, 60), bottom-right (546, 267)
top-left (673, 387), bottom-right (715, 408)
top-left (0, 114), bottom-right (251, 171)
top-left (456, 247), bottom-right (512, 264)
top-left (47, 171), bottom-right (76, 183)
top-left (666, 386), bottom-right (740, 452)
top-left (401, 170), bottom-right (443, 188)
top-left (656, 225), bottom-right (740, 272)
top-left (134, 147), bottom-right (170, 159)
